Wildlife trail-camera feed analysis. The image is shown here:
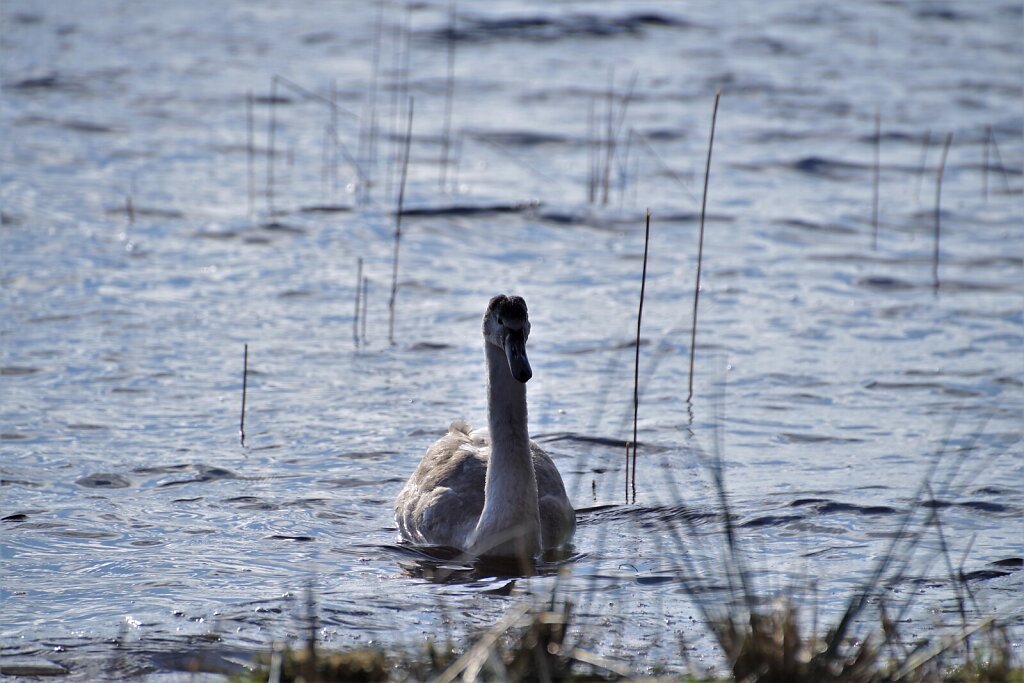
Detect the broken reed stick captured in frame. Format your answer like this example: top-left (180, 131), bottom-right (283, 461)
top-left (630, 209), bottom-right (652, 503)
top-left (240, 343), bottom-right (249, 446)
top-left (587, 96), bottom-right (597, 204)
top-left (914, 130), bottom-right (931, 203)
top-left (601, 68), bottom-right (615, 206)
top-left (360, 3), bottom-right (385, 205)
top-left (388, 96), bottom-right (414, 346)
top-left (266, 76), bottom-right (278, 214)
top-left (361, 276), bottom-right (369, 344)
top-left (439, 0), bottom-right (456, 191)
top-left (354, 257), bottom-right (363, 346)
top-left (987, 126), bottom-right (1011, 193)
top-left (687, 91), bottom-right (720, 403)
top-left (982, 125), bottom-right (990, 200)
top-left (330, 78), bottom-right (339, 193)
top-left (871, 109), bottom-right (880, 250)
top-left (933, 132), bottom-right (953, 294)
top-left (246, 90), bottom-right (254, 216)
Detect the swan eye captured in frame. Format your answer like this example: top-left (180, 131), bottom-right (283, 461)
top-left (497, 316), bottom-right (504, 325)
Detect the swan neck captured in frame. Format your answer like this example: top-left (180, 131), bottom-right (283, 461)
top-left (473, 342), bottom-right (539, 558)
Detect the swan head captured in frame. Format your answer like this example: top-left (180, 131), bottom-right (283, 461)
top-left (483, 294), bottom-right (532, 383)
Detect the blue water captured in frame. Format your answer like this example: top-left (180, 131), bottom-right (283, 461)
top-left (2, 0), bottom-right (1022, 678)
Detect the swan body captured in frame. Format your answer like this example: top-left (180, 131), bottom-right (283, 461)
top-left (394, 295), bottom-right (575, 560)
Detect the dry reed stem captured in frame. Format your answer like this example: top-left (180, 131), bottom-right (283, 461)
top-left (914, 130), bottom-right (931, 203)
top-left (125, 195), bottom-right (134, 225)
top-left (630, 209), bottom-right (651, 503)
top-left (872, 109), bottom-right (880, 250)
top-left (932, 132), bottom-right (952, 294)
top-left (354, 257), bottom-right (363, 346)
top-left (388, 96), bottom-right (414, 345)
top-left (266, 76), bottom-right (277, 214)
top-left (687, 91), bottom-right (720, 403)
top-left (361, 276), bottom-right (369, 344)
top-left (240, 343), bottom-right (248, 446)
top-left (246, 90), bottom-right (254, 216)
top-left (982, 124), bottom-right (990, 200)
top-left (439, 0), bottom-right (456, 191)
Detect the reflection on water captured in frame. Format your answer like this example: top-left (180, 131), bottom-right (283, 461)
top-left (2, 0), bottom-right (1022, 677)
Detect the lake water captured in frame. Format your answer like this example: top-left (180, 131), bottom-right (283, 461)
top-left (2, 0), bottom-right (1022, 678)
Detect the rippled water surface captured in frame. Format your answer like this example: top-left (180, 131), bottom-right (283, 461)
top-left (2, 0), bottom-right (1022, 678)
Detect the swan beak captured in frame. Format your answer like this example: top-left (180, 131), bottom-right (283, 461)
top-left (504, 331), bottom-right (532, 383)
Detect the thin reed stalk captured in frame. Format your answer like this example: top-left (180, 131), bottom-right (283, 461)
top-left (360, 3), bottom-right (384, 206)
top-left (266, 76), bottom-right (277, 214)
top-left (388, 97), bottom-right (414, 345)
top-left (361, 276), bottom-right (369, 344)
top-left (354, 257), bottom-right (363, 346)
top-left (240, 343), bottom-right (248, 446)
top-left (982, 124), bottom-right (990, 200)
top-left (987, 126), bottom-right (1011, 193)
top-left (586, 96), bottom-right (596, 204)
top-left (630, 209), bottom-right (651, 503)
top-left (125, 195), bottom-right (134, 225)
top-left (330, 78), bottom-right (339, 194)
top-left (871, 109), bottom-right (880, 250)
top-left (601, 68), bottom-right (615, 206)
top-left (439, 0), bottom-right (456, 191)
top-left (246, 90), bottom-right (254, 216)
top-left (914, 130), bottom-right (931, 203)
top-left (687, 91), bottom-right (720, 403)
top-left (932, 132), bottom-right (952, 294)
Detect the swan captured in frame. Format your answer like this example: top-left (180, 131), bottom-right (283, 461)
top-left (394, 294), bottom-right (575, 561)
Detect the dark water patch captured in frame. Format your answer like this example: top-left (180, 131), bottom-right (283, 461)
top-left (991, 558), bottom-right (1023, 569)
top-left (302, 31), bottom-right (336, 45)
top-left (260, 221), bottom-right (305, 234)
top-left (223, 496), bottom-right (278, 511)
top-left (0, 478), bottom-right (42, 488)
top-left (856, 274), bottom-right (915, 291)
top-left (409, 341), bottom-right (454, 351)
top-left (467, 129), bottom-right (568, 146)
top-left (55, 529), bottom-right (119, 539)
top-left (192, 229), bottom-right (239, 240)
top-left (1, 432), bottom-right (30, 440)
top-left (76, 473), bottom-right (131, 489)
top-left (66, 423), bottom-right (108, 430)
top-left (536, 432), bottom-right (630, 448)
top-left (2, 513), bottom-right (30, 522)
top-left (578, 503), bottom-right (716, 529)
top-left (0, 658), bottom-right (69, 676)
top-left (776, 218), bottom-right (859, 235)
top-left (961, 569), bottom-right (1010, 582)
top-left (915, 6), bottom-right (973, 21)
top-left (153, 464), bottom-right (238, 487)
top-left (431, 11), bottom-right (695, 44)
top-left (790, 498), bottom-right (900, 515)
top-left (321, 476), bottom-right (401, 489)
top-left (6, 72), bottom-right (83, 92)
top-left (922, 499), bottom-right (1013, 514)
top-left (740, 513), bottom-right (804, 528)
top-left (789, 155), bottom-right (865, 179)
top-left (298, 204), bottom-right (351, 214)
top-left (266, 534), bottom-right (314, 542)
top-left (105, 205), bottom-right (184, 219)
top-left (252, 94), bottom-right (294, 105)
top-left (779, 432), bottom-right (864, 444)
top-left (398, 202), bottom-right (534, 217)
top-left (865, 380), bottom-right (982, 398)
top-left (278, 289), bottom-right (311, 298)
top-left (1, 366), bottom-right (42, 376)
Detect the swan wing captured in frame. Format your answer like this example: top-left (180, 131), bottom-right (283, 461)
top-left (395, 422), bottom-right (488, 548)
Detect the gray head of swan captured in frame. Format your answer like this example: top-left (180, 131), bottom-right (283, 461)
top-left (483, 294), bottom-right (532, 384)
